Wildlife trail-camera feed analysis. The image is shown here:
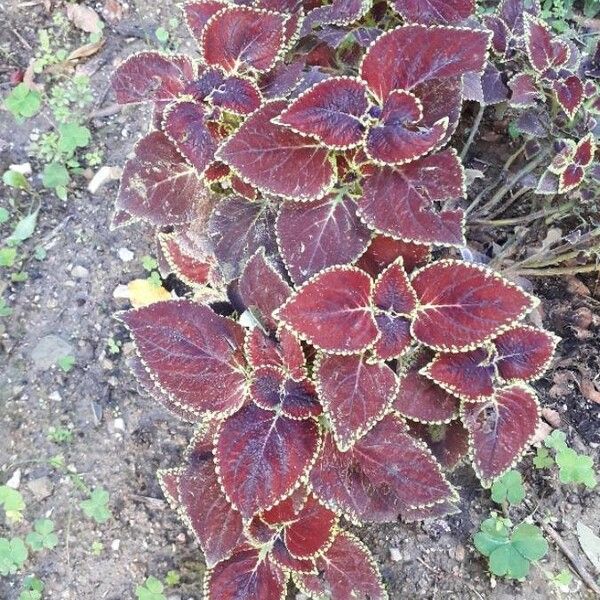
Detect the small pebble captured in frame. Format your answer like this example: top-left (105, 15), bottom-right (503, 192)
top-left (390, 547), bottom-right (402, 562)
top-left (71, 265), bottom-right (90, 279)
top-left (118, 247), bottom-right (134, 262)
top-left (6, 469), bottom-right (21, 489)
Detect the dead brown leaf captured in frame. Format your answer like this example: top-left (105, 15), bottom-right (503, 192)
top-left (66, 4), bottom-right (103, 33)
top-left (580, 377), bottom-right (600, 404)
top-left (67, 39), bottom-right (104, 62)
top-left (103, 0), bottom-right (124, 23)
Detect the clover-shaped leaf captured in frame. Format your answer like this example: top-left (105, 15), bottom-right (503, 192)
top-left (533, 446), bottom-right (554, 469)
top-left (0, 537), bottom-right (28, 575)
top-left (80, 488), bottom-right (112, 524)
top-left (491, 470), bottom-right (526, 505)
top-left (474, 517), bottom-right (548, 579)
top-left (4, 84), bottom-right (42, 119)
top-left (544, 430), bottom-right (568, 452)
top-left (0, 485), bottom-right (25, 523)
top-left (556, 448), bottom-right (597, 489)
top-left (26, 518), bottom-right (59, 551)
top-left (136, 576), bottom-right (167, 600)
top-left (19, 576), bottom-right (44, 600)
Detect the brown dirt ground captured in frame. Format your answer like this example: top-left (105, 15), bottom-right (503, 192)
top-left (1, 2), bottom-right (599, 599)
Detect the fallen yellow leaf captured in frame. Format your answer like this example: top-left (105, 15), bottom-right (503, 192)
top-left (127, 279), bottom-right (171, 307)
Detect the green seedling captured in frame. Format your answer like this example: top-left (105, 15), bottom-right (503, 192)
top-left (80, 488), bottom-right (112, 524)
top-left (491, 470), bottom-right (526, 506)
top-left (26, 519), bottom-right (59, 551)
top-left (0, 485), bottom-right (25, 523)
top-left (0, 537), bottom-right (28, 575)
top-left (4, 84), bottom-right (42, 120)
top-left (136, 576), bottom-right (167, 600)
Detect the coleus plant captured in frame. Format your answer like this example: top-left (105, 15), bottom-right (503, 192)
top-left (111, 0), bottom-right (560, 597)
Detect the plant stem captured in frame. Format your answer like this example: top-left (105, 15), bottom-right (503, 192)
top-left (472, 203), bottom-right (572, 227)
top-left (511, 263), bottom-right (600, 276)
top-left (460, 104), bottom-right (485, 161)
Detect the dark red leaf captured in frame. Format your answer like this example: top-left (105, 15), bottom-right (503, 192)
top-left (184, 1), bottom-right (226, 46)
top-left (250, 366), bottom-right (322, 419)
top-left (215, 403), bottom-right (320, 517)
top-left (277, 77), bottom-right (368, 148)
top-left (179, 438), bottom-right (244, 567)
top-left (400, 499), bottom-right (460, 522)
top-left (559, 165), bottom-right (585, 193)
top-left (462, 384), bottom-right (540, 484)
top-left (462, 63), bottom-right (509, 106)
top-left (360, 24), bottom-right (490, 100)
top-left (111, 52), bottom-right (194, 104)
top-left (316, 353), bottom-right (398, 450)
top-left (301, 0), bottom-right (372, 36)
top-left (231, 176), bottom-right (258, 201)
top-left (366, 90), bottom-right (448, 164)
top-left (373, 258), bottom-right (418, 315)
top-left (245, 328), bottom-right (306, 381)
top-left (201, 6), bottom-right (287, 73)
top-left (116, 132), bottom-right (207, 226)
top-left (121, 300), bottom-right (247, 416)
top-left (275, 266), bottom-right (378, 354)
top-left (210, 75), bottom-right (263, 115)
top-left (239, 248), bottom-right (291, 330)
top-left (422, 348), bottom-right (495, 402)
top-left (205, 549), bottom-right (287, 600)
top-left (158, 231), bottom-right (216, 288)
top-left (509, 73), bottom-right (541, 107)
top-left (410, 260), bottom-right (537, 351)
top-left (356, 235), bottom-right (431, 277)
top-left (373, 313), bottom-right (413, 361)
top-left (294, 532), bottom-right (386, 600)
top-left (276, 194), bottom-right (370, 284)
top-left (271, 538), bottom-right (316, 573)
top-left (163, 101), bottom-right (217, 175)
top-left (553, 75), bottom-right (584, 119)
top-left (357, 150), bottom-right (466, 246)
top-left (501, 0), bottom-right (540, 37)
top-left (157, 468), bottom-right (181, 509)
top-left (204, 161), bottom-right (230, 182)
top-left (310, 414), bottom-right (455, 521)
top-left (261, 487), bottom-right (309, 525)
top-left (494, 325), bottom-right (557, 382)
top-left (483, 15), bottom-right (509, 55)
top-left (524, 14), bottom-right (570, 74)
top-left (573, 133), bottom-right (595, 167)
top-left (207, 196), bottom-right (277, 282)
top-left (259, 58), bottom-right (306, 100)
top-left (391, 0), bottom-right (475, 24)
top-left (216, 101), bottom-right (335, 200)
top-left (408, 420), bottom-right (469, 470)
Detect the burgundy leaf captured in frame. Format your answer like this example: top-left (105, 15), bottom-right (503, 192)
top-left (410, 260), bottom-right (537, 351)
top-left (573, 133), bottom-right (596, 167)
top-left (294, 532), bottom-right (386, 600)
top-left (357, 235), bottom-right (431, 277)
top-left (121, 300), bottom-right (247, 416)
top-left (207, 74), bottom-right (263, 115)
top-left (179, 438), bottom-right (244, 567)
top-left (462, 384), bottom-right (540, 484)
top-left (184, 0), bottom-right (226, 46)
top-left (157, 468), bottom-right (181, 509)
top-left (216, 101), bottom-right (336, 200)
top-left (310, 414), bottom-right (455, 521)
top-left (215, 403), bottom-right (320, 517)
top-left (116, 132), bottom-right (207, 226)
top-left (276, 194), bottom-right (370, 284)
top-left (509, 73), bottom-right (541, 107)
top-left (494, 325), bottom-right (557, 382)
top-left (422, 348), bottom-right (495, 402)
top-left (277, 77), bottom-right (369, 148)
top-left (391, 0), bottom-right (475, 24)
top-left (373, 313), bottom-right (413, 361)
top-left (559, 165), bottom-right (585, 193)
top-left (250, 366), bottom-right (322, 419)
top-left (207, 196), bottom-right (277, 282)
top-left (261, 487), bottom-right (309, 525)
top-left (358, 149), bottom-right (466, 246)
top-left (501, 0), bottom-right (540, 37)
top-left (366, 90), bottom-right (448, 164)
top-left (275, 266), bottom-right (379, 354)
top-left (316, 353), bottom-right (398, 450)
top-left (231, 176), bottom-right (258, 201)
top-left (400, 499), bottom-right (460, 522)
top-left (245, 328), bottom-right (306, 381)
top-left (111, 52), bottom-right (194, 104)
top-left (373, 258), bottom-right (418, 315)
top-left (462, 63), bottom-right (510, 106)
top-left (483, 14), bottom-right (509, 55)
top-left (259, 58), bottom-right (306, 99)
top-left (408, 420), bottom-right (469, 470)
top-left (204, 161), bottom-right (230, 182)
top-left (301, 0), bottom-right (372, 35)
top-left (553, 75), bottom-right (584, 120)
top-left (239, 248), bottom-right (291, 330)
top-left (271, 538), bottom-right (316, 573)
top-left (205, 549), bottom-right (287, 600)
top-left (360, 24), bottom-right (490, 100)
top-left (163, 101), bottom-right (217, 175)
top-left (524, 14), bottom-right (570, 74)
top-left (201, 6), bottom-right (287, 73)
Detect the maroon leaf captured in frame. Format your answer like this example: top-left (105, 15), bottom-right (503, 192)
top-left (259, 58), bottom-right (306, 99)
top-left (391, 0), bottom-right (475, 24)
top-left (163, 101), bottom-right (217, 175)
top-left (121, 300), bottom-right (247, 416)
top-left (400, 499), bottom-right (460, 522)
top-left (277, 77), bottom-right (369, 148)
top-left (245, 328), bottom-right (306, 381)
top-left (524, 14), bottom-right (570, 74)
top-left (275, 266), bottom-right (379, 354)
top-left (111, 52), bottom-right (194, 104)
top-left (394, 354), bottom-right (459, 423)
top-left (357, 235), bottom-right (431, 277)
top-left (184, 0), bottom-right (226, 46)
top-left (116, 132), bottom-right (207, 226)
top-left (179, 437), bottom-right (244, 567)
top-left (573, 133), bottom-right (596, 167)
top-left (462, 384), bottom-right (540, 484)
top-left (201, 6), bottom-right (287, 73)
top-left (408, 420), bottom-right (469, 470)
top-left (215, 403), bottom-right (320, 517)
top-left (462, 63), bottom-right (509, 106)
top-left (158, 231), bottom-right (216, 288)
top-left (250, 366), bottom-right (322, 419)
top-left (316, 353), bottom-right (398, 450)
top-left (373, 258), bottom-right (418, 315)
top-left (366, 90), bottom-right (448, 164)
top-left (494, 325), bottom-right (557, 382)
top-left (261, 487), bottom-right (309, 525)
top-left (207, 196), bottom-right (277, 282)
top-left (509, 73), bottom-right (541, 107)
top-left (360, 24), bottom-right (490, 100)
top-left (410, 260), bottom-right (537, 351)
top-left (216, 101), bottom-right (336, 200)
top-left (294, 532), bottom-right (386, 600)
top-left (483, 14), bottom-right (509, 55)
top-left (239, 248), bottom-right (291, 330)
top-left (205, 548), bottom-right (287, 600)
top-left (157, 468), bottom-right (181, 509)
top-left (559, 165), bottom-right (585, 193)
top-left (358, 150), bottom-right (466, 246)
top-left (301, 0), bottom-right (372, 35)
top-left (422, 348), bottom-right (495, 402)
top-left (553, 75), bottom-right (584, 119)
top-left (310, 414), bottom-right (455, 521)
top-left (501, 0), bottom-right (540, 37)
top-left (276, 194), bottom-right (370, 284)
top-left (373, 313), bottom-right (413, 361)
top-left (271, 538), bottom-right (316, 573)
